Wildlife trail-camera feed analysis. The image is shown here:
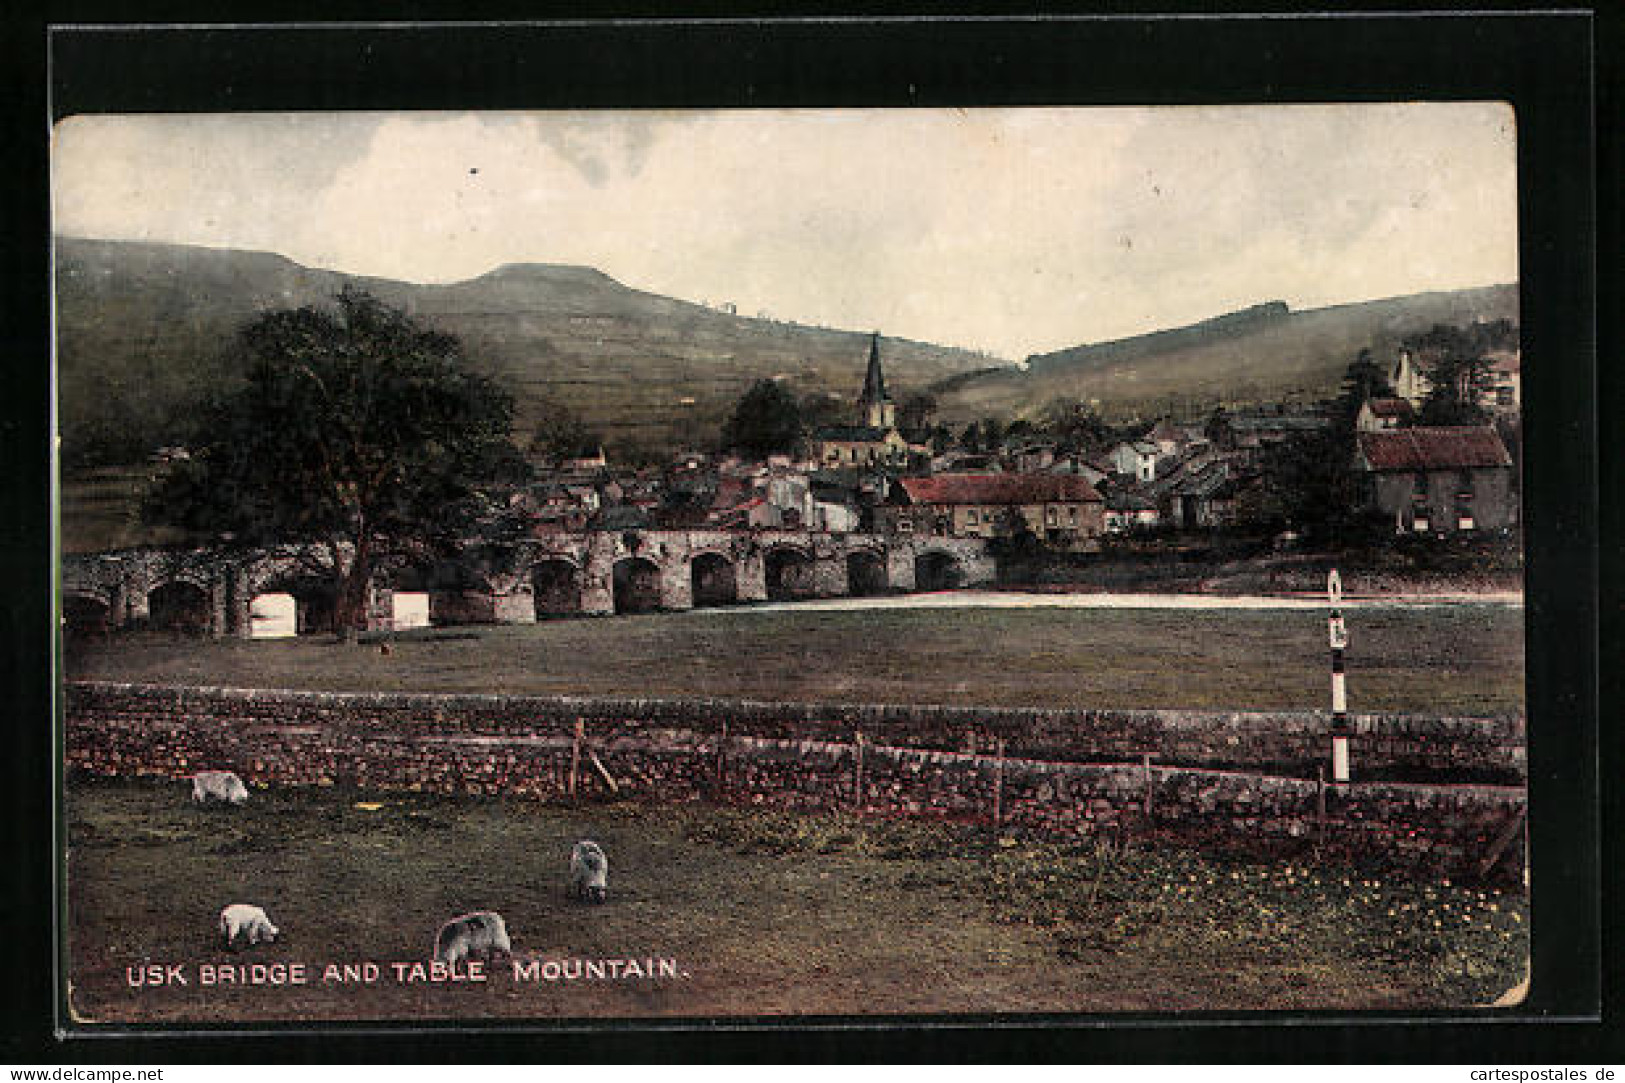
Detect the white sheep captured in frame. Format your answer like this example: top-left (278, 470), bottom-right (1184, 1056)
top-left (219, 904), bottom-right (279, 950)
top-left (569, 840), bottom-right (609, 903)
top-left (433, 911), bottom-right (511, 968)
top-left (191, 770), bottom-right (249, 806)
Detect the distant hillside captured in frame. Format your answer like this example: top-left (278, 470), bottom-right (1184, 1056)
top-left (54, 237), bottom-right (998, 467)
top-left (933, 285), bottom-right (1520, 424)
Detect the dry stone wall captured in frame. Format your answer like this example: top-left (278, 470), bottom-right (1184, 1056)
top-left (64, 682), bottom-right (1527, 882)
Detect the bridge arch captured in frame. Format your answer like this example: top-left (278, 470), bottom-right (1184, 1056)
top-left (764, 545), bottom-right (817, 601)
top-left (391, 562), bottom-right (496, 627)
top-left (913, 550), bottom-right (965, 592)
top-left (147, 579), bottom-right (212, 635)
top-left (690, 551), bottom-right (738, 607)
top-left (612, 556), bottom-right (662, 614)
top-left (845, 548), bottom-right (889, 597)
top-left (531, 556), bottom-right (582, 618)
top-left (253, 573), bottom-right (338, 635)
top-left (62, 591), bottom-right (111, 638)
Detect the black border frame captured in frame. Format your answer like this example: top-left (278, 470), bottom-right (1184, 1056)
top-left (5, 7), bottom-right (1609, 1064)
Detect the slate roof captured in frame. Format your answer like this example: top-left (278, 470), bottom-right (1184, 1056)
top-left (900, 473), bottom-right (1102, 506)
top-left (1229, 414), bottom-right (1329, 433)
top-left (816, 425), bottom-right (895, 442)
top-left (1357, 426), bottom-right (1513, 471)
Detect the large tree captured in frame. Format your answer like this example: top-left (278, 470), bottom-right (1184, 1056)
top-left (721, 379), bottom-right (803, 458)
top-left (145, 287), bottom-right (529, 635)
top-left (1408, 324), bottom-right (1493, 426)
top-left (529, 397), bottom-right (602, 463)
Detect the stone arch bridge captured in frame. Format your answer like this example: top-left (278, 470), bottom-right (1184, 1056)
top-left (61, 531), bottom-right (995, 637)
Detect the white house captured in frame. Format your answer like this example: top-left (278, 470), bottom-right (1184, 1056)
top-left (1109, 441), bottom-right (1160, 483)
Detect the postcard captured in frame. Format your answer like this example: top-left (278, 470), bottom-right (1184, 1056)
top-left (54, 99), bottom-right (1535, 1028)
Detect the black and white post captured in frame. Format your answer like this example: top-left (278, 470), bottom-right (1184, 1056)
top-left (1327, 568), bottom-right (1351, 783)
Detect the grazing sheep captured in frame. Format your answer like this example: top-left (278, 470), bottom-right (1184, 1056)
top-left (219, 904), bottom-right (279, 950)
top-left (433, 911), bottom-right (511, 968)
top-left (570, 840), bottom-right (609, 903)
top-left (191, 770), bottom-right (249, 806)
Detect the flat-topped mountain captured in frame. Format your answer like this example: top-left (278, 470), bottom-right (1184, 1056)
top-left (54, 237), bottom-right (998, 467)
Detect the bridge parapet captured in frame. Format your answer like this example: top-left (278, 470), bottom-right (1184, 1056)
top-left (61, 530), bottom-right (995, 636)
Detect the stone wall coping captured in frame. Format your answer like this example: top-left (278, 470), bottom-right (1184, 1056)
top-left (64, 680), bottom-right (1524, 731)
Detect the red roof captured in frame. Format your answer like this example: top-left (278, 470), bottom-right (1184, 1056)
top-left (1357, 427), bottom-right (1512, 471)
top-left (900, 473), bottom-right (1102, 505)
top-left (1364, 397), bottom-right (1414, 419)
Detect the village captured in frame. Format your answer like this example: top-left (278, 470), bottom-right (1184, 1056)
top-left (515, 330), bottom-right (1521, 564)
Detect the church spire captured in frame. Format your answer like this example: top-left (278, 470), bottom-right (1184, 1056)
top-left (861, 332), bottom-right (889, 405)
top-left (859, 332), bottom-right (896, 430)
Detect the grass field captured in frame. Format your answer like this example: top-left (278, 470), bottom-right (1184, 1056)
top-left (65, 605), bottom-right (1526, 715)
top-left (64, 778), bottom-right (1528, 1023)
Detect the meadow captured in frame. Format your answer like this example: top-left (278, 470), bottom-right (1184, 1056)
top-left (64, 778), bottom-right (1529, 1024)
top-left (65, 604), bottom-right (1526, 715)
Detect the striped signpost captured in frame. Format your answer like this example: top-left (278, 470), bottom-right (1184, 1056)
top-left (1327, 568), bottom-right (1351, 783)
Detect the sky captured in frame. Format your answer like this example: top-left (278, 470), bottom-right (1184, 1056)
top-left (51, 105), bottom-right (1518, 360)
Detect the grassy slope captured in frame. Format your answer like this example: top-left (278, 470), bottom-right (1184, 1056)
top-left (935, 285), bottom-right (1519, 424)
top-left (54, 237), bottom-right (991, 462)
top-left (64, 779), bottom-right (1528, 1023)
top-left (64, 606), bottom-right (1526, 715)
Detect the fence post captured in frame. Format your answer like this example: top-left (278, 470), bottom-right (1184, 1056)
top-left (569, 719), bottom-right (583, 798)
top-left (992, 738), bottom-right (1007, 828)
top-left (1316, 764), bottom-right (1327, 849)
top-left (714, 718), bottom-right (729, 795)
top-left (1142, 753), bottom-right (1155, 823)
top-left (853, 730), bottom-right (865, 810)
top-left (1327, 568), bottom-right (1352, 783)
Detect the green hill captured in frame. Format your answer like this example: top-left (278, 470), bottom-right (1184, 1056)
top-left (54, 237), bottom-right (996, 467)
top-left (932, 285), bottom-right (1520, 424)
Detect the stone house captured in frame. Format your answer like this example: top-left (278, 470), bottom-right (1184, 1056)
top-left (890, 473), bottom-right (1104, 548)
top-left (1102, 491), bottom-right (1161, 533)
top-left (1108, 441), bottom-right (1161, 482)
top-left (1354, 426), bottom-right (1517, 534)
top-left (1356, 397), bottom-right (1416, 432)
top-left (1482, 349), bottom-right (1521, 413)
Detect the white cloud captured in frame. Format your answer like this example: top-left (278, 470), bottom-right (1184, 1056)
top-left (52, 105), bottom-right (1517, 358)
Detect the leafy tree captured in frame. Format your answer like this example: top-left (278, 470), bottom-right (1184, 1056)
top-left (1004, 418), bottom-right (1036, 446)
top-left (1408, 325), bottom-right (1492, 426)
top-left (722, 379), bottom-right (803, 458)
top-left (1334, 348), bottom-right (1396, 423)
top-left (1042, 399), bottom-right (1112, 454)
top-left (529, 398), bottom-right (601, 462)
top-left (1203, 406), bottom-right (1235, 449)
top-left (898, 393), bottom-right (938, 433)
top-left (958, 420), bottom-right (983, 454)
top-left (144, 288), bottom-right (529, 635)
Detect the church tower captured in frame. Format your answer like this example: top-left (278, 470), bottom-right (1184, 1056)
top-left (858, 332), bottom-right (896, 430)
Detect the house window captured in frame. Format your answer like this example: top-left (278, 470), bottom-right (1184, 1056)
top-left (1045, 507), bottom-right (1058, 525)
top-left (966, 510), bottom-right (979, 526)
top-left (897, 518), bottom-right (914, 534)
top-left (1068, 507), bottom-right (1078, 523)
